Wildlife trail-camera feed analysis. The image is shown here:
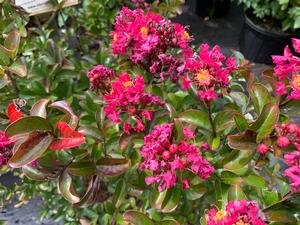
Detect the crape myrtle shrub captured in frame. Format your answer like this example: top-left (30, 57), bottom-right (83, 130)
top-left (1, 1), bottom-right (300, 225)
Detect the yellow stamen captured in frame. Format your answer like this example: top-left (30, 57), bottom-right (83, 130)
top-left (140, 26), bottom-right (149, 38)
top-left (213, 210), bottom-right (226, 222)
top-left (113, 33), bottom-right (118, 41)
top-left (195, 69), bottom-right (211, 86)
top-left (183, 31), bottom-right (190, 39)
top-left (123, 81), bottom-right (134, 88)
top-left (291, 74), bottom-right (300, 90)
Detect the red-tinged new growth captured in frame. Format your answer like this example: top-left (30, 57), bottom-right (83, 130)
top-left (0, 131), bottom-right (13, 168)
top-left (50, 122), bottom-right (85, 150)
top-left (181, 44), bottom-right (237, 101)
top-left (272, 38), bottom-right (300, 99)
top-left (139, 123), bottom-right (214, 191)
top-left (207, 200), bottom-right (267, 225)
top-left (112, 7), bottom-right (192, 82)
top-left (104, 72), bottom-right (164, 134)
top-left (7, 103), bottom-right (23, 123)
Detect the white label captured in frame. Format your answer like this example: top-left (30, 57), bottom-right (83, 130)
top-left (15, 0), bottom-right (78, 15)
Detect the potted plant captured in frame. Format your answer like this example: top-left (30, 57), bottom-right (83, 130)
top-left (237, 0), bottom-right (300, 64)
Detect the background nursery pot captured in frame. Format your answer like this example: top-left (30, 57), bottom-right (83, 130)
top-left (195, 0), bottom-right (231, 18)
top-left (239, 12), bottom-right (297, 65)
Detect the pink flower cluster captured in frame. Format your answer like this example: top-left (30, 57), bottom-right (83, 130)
top-left (139, 123), bottom-right (214, 191)
top-left (207, 200), bottom-right (267, 225)
top-left (87, 65), bottom-right (115, 92)
top-left (0, 130), bottom-right (13, 168)
top-left (181, 44), bottom-right (237, 101)
top-left (274, 123), bottom-right (300, 193)
top-left (111, 7), bottom-right (191, 82)
top-left (272, 38), bottom-right (300, 99)
top-left (104, 73), bottom-right (164, 134)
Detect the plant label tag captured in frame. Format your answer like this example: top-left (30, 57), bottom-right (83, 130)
top-left (15, 0), bottom-right (78, 16)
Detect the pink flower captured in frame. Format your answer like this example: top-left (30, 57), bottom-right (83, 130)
top-left (87, 65), bottom-right (115, 92)
top-left (182, 76), bottom-right (191, 89)
top-left (183, 126), bottom-right (196, 139)
top-left (284, 166), bottom-right (300, 193)
top-left (104, 73), bottom-right (164, 134)
top-left (112, 7), bottom-right (191, 82)
top-left (182, 44), bottom-right (237, 101)
top-left (292, 38), bottom-right (300, 53)
top-left (0, 130), bottom-right (13, 168)
top-left (289, 74), bottom-right (300, 100)
top-left (274, 81), bottom-right (288, 95)
top-left (182, 179), bottom-right (189, 190)
top-left (140, 123), bottom-right (214, 191)
top-left (207, 200), bottom-right (267, 225)
top-left (257, 143), bottom-right (269, 155)
top-left (277, 136), bottom-right (290, 148)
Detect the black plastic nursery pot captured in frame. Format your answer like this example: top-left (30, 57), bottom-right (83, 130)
top-left (195, 0), bottom-right (231, 18)
top-left (239, 13), bottom-right (298, 65)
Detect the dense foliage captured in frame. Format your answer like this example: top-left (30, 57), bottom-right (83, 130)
top-left (236, 0), bottom-right (300, 32)
top-left (1, 1), bottom-right (300, 225)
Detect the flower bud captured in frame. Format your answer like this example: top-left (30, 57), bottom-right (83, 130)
top-left (277, 136), bottom-right (290, 148)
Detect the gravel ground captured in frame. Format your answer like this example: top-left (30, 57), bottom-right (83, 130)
top-left (0, 2), bottom-right (268, 225)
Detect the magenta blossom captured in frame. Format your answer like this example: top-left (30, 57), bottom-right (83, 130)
top-left (181, 44), bottom-right (237, 101)
top-left (87, 65), bottom-right (115, 92)
top-left (139, 123), bottom-right (214, 191)
top-left (207, 200), bottom-right (267, 225)
top-left (104, 72), bottom-right (163, 134)
top-left (0, 130), bottom-right (13, 168)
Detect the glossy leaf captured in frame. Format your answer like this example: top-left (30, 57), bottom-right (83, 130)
top-left (227, 130), bottom-right (257, 151)
top-left (265, 210), bottom-right (297, 223)
top-left (157, 220), bottom-right (180, 225)
top-left (8, 131), bottom-right (53, 168)
top-left (224, 150), bottom-right (255, 170)
top-left (177, 109), bottom-right (211, 131)
top-left (251, 103), bottom-right (279, 142)
top-left (234, 114), bottom-right (249, 132)
top-left (248, 83), bottom-right (271, 114)
top-left (50, 122), bottom-right (85, 150)
top-left (5, 116), bottom-right (52, 137)
top-left (228, 184), bottom-right (247, 201)
top-left (58, 170), bottom-right (80, 204)
top-left (23, 165), bottom-right (57, 181)
top-left (78, 126), bottom-right (103, 143)
top-left (4, 30), bottom-right (20, 57)
top-left (119, 133), bottom-right (133, 151)
top-left (0, 73), bottom-right (9, 89)
top-left (262, 188), bottom-right (279, 206)
top-left (113, 179), bottom-right (126, 208)
top-left (9, 59), bottom-right (27, 77)
top-left (49, 100), bottom-right (79, 129)
top-left (73, 176), bottom-right (100, 208)
top-left (29, 99), bottom-right (50, 118)
top-left (96, 158), bottom-right (130, 176)
top-left (67, 160), bottom-right (97, 176)
top-left (244, 175), bottom-right (266, 188)
top-left (123, 211), bottom-right (154, 225)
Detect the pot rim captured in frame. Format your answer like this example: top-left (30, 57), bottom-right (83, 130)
top-left (244, 11), bottom-right (293, 38)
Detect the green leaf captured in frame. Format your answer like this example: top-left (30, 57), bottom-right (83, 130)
top-left (123, 211), bottom-right (154, 225)
top-left (244, 175), bottom-right (266, 188)
top-left (0, 74), bottom-right (9, 89)
top-left (228, 184), bottom-right (247, 201)
top-left (49, 100), bottom-right (79, 129)
top-left (157, 220), bottom-right (180, 225)
top-left (5, 116), bottom-right (53, 138)
top-left (227, 130), bottom-right (257, 151)
top-left (220, 171), bottom-right (242, 185)
top-left (224, 150), bottom-right (255, 170)
top-left (234, 114), bottom-right (249, 132)
top-left (22, 165), bottom-right (56, 181)
top-left (74, 176), bottom-right (101, 208)
top-left (251, 103), bottom-right (279, 142)
top-left (9, 59), bottom-right (27, 77)
top-left (8, 131), bottom-right (53, 168)
top-left (177, 109), bottom-right (211, 131)
top-left (0, 45), bottom-right (10, 65)
top-left (78, 126), bottom-right (103, 142)
top-left (58, 170), bottom-right (80, 204)
top-left (248, 83), bottom-right (271, 114)
top-left (262, 188), bottom-right (279, 206)
top-left (29, 99), bottom-right (50, 118)
top-left (160, 187), bottom-right (181, 213)
top-left (113, 179), bottom-right (126, 208)
top-left (119, 133), bottom-right (133, 151)
top-left (265, 209), bottom-right (297, 223)
top-left (67, 160), bottom-right (97, 176)
top-left (4, 30), bottom-right (20, 58)
top-left (96, 158), bottom-right (130, 176)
